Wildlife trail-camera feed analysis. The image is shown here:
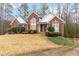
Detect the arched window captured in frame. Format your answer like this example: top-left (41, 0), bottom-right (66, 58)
top-left (30, 18), bottom-right (36, 30)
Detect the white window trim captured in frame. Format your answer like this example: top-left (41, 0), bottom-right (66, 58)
top-left (52, 23), bottom-right (59, 32)
top-left (30, 18), bottom-right (36, 30)
top-left (31, 18), bottom-right (36, 25)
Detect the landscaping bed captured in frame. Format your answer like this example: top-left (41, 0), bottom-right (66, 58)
top-left (8, 27), bottom-right (38, 34)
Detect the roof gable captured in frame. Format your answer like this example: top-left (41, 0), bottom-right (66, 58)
top-left (40, 14), bottom-right (65, 24)
top-left (10, 19), bottom-right (19, 25)
top-left (10, 16), bottom-right (26, 25)
top-left (54, 16), bottom-right (65, 23)
top-left (27, 11), bottom-right (40, 19)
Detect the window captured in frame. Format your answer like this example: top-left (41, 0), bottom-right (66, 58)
top-left (30, 18), bottom-right (36, 30)
top-left (30, 25), bottom-right (36, 30)
top-left (31, 18), bottom-right (36, 25)
top-left (52, 23), bottom-right (59, 32)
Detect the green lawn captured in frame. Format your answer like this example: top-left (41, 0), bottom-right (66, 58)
top-left (48, 36), bottom-right (74, 47)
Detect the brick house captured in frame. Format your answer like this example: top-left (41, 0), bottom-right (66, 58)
top-left (10, 11), bottom-right (65, 35)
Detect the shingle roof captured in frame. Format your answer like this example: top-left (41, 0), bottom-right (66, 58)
top-left (15, 16), bottom-right (26, 24)
top-left (40, 14), bottom-right (65, 23)
top-left (40, 14), bottom-right (54, 23)
top-left (10, 16), bottom-right (26, 25)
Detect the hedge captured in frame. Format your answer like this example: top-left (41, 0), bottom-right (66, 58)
top-left (45, 32), bottom-right (61, 37)
top-left (8, 27), bottom-right (25, 34)
top-left (28, 29), bottom-right (37, 34)
top-left (8, 27), bottom-right (17, 33)
top-left (17, 27), bottom-right (25, 33)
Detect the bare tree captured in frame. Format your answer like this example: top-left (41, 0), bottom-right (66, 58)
top-left (5, 3), bottom-right (13, 20)
top-left (57, 3), bottom-right (61, 17)
top-left (17, 3), bottom-right (29, 21)
top-left (0, 3), bottom-right (13, 34)
top-left (72, 3), bottom-right (79, 37)
top-left (40, 3), bottom-right (48, 16)
top-left (0, 3), bottom-right (5, 34)
top-left (61, 3), bottom-right (72, 24)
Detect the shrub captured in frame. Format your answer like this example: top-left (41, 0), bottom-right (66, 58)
top-left (8, 27), bottom-right (17, 33)
top-left (45, 32), bottom-right (61, 37)
top-left (12, 28), bottom-right (17, 33)
top-left (45, 26), bottom-right (60, 37)
top-left (47, 27), bottom-right (54, 32)
top-left (17, 27), bottom-right (25, 33)
top-left (28, 29), bottom-right (37, 34)
top-left (8, 29), bottom-right (12, 34)
top-left (8, 27), bottom-right (25, 34)
top-left (64, 25), bottom-right (76, 37)
top-left (45, 27), bottom-right (60, 37)
top-left (8, 28), bottom-right (12, 33)
top-left (48, 36), bottom-right (74, 47)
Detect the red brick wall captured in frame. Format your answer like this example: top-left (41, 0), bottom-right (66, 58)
top-left (28, 12), bottom-right (40, 32)
top-left (11, 19), bottom-right (19, 28)
top-left (24, 24), bottom-right (28, 31)
top-left (48, 16), bottom-right (64, 36)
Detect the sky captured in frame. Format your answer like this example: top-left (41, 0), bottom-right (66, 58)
top-left (12, 3), bottom-right (74, 16)
top-left (12, 3), bottom-right (60, 16)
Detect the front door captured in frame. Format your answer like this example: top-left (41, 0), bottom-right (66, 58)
top-left (40, 24), bottom-right (47, 32)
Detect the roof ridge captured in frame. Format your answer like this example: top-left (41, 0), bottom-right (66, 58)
top-left (27, 11), bottom-right (40, 18)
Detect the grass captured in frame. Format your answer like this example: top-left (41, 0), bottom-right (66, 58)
top-left (0, 34), bottom-right (60, 55)
top-left (48, 36), bottom-right (74, 47)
